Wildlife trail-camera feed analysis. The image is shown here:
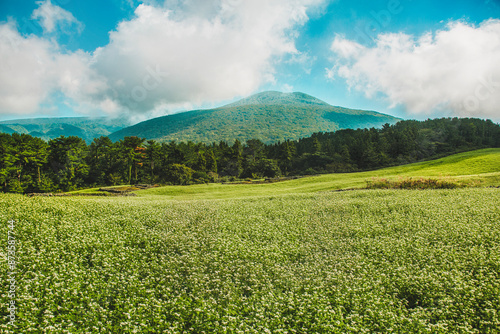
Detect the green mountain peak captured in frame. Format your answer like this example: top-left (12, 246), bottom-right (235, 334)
top-left (226, 91), bottom-right (331, 108)
top-left (0, 91), bottom-right (402, 144)
top-left (109, 91), bottom-right (401, 144)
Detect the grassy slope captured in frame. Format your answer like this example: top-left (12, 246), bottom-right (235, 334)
top-left (137, 148), bottom-right (500, 200)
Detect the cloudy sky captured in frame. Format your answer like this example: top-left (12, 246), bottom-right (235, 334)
top-left (1, 0), bottom-right (499, 122)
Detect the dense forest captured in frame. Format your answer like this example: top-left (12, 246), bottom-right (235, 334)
top-left (1, 117), bottom-right (499, 193)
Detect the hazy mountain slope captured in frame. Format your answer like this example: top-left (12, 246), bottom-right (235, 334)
top-left (0, 117), bottom-right (131, 143)
top-left (109, 91), bottom-right (401, 143)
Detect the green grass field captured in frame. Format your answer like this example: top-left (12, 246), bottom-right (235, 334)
top-left (137, 148), bottom-right (500, 200)
top-left (1, 149), bottom-right (500, 333)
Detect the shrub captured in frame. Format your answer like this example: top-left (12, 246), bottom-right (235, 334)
top-left (365, 177), bottom-right (465, 189)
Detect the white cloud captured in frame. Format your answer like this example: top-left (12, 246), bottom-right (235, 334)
top-left (0, 0), bottom-right (325, 119)
top-left (0, 22), bottom-right (107, 117)
top-left (282, 84), bottom-right (294, 92)
top-left (328, 20), bottom-right (500, 119)
top-left (31, 0), bottom-right (84, 34)
top-left (330, 36), bottom-right (365, 59)
top-left (89, 0), bottom-right (324, 117)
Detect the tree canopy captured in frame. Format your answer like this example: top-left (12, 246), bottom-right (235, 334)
top-left (1, 117), bottom-right (498, 193)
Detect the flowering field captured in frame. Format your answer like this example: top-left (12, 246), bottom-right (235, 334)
top-left (1, 189), bottom-right (500, 333)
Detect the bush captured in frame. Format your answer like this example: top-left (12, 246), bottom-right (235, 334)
top-left (36, 174), bottom-right (56, 193)
top-left (6, 179), bottom-right (23, 193)
top-left (366, 177), bottom-right (465, 190)
top-left (192, 171), bottom-right (209, 184)
top-left (207, 172), bottom-right (220, 183)
top-left (193, 171), bottom-right (220, 184)
top-left (165, 164), bottom-right (195, 185)
top-left (303, 168), bottom-right (318, 175)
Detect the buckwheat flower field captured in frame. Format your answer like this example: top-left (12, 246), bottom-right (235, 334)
top-left (1, 189), bottom-right (499, 333)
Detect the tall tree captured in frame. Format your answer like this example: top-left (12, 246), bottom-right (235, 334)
top-left (8, 134), bottom-right (49, 192)
top-left (120, 136), bottom-right (146, 184)
top-left (278, 140), bottom-right (296, 175)
top-left (0, 134), bottom-right (16, 190)
top-left (47, 136), bottom-right (89, 191)
top-left (87, 136), bottom-right (113, 186)
top-left (145, 140), bottom-right (161, 183)
top-left (205, 149), bottom-right (218, 173)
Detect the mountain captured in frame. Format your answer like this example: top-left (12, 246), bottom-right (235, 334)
top-left (0, 117), bottom-right (130, 143)
top-left (109, 91), bottom-right (401, 144)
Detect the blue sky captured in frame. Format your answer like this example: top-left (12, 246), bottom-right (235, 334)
top-left (1, 0), bottom-right (499, 122)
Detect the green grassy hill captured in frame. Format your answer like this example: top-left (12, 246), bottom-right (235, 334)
top-left (0, 117), bottom-right (130, 143)
top-left (136, 148), bottom-right (500, 200)
top-left (109, 91), bottom-right (400, 143)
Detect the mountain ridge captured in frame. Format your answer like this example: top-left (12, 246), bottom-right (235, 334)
top-left (0, 91), bottom-right (402, 144)
top-left (225, 91), bottom-right (332, 108)
top-left (109, 91), bottom-right (401, 143)
top-left (0, 117), bottom-right (130, 143)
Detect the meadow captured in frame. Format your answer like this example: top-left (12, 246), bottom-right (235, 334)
top-left (135, 148), bottom-right (500, 200)
top-left (1, 149), bottom-right (500, 333)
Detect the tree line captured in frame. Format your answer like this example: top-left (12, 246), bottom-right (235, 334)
top-left (1, 117), bottom-right (499, 193)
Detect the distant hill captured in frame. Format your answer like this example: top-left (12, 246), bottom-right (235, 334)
top-left (0, 117), bottom-right (130, 143)
top-left (109, 91), bottom-right (401, 143)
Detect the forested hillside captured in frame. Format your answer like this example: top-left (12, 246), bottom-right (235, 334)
top-left (1, 117), bottom-right (499, 193)
top-left (0, 117), bottom-right (130, 143)
top-left (109, 91), bottom-right (400, 143)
